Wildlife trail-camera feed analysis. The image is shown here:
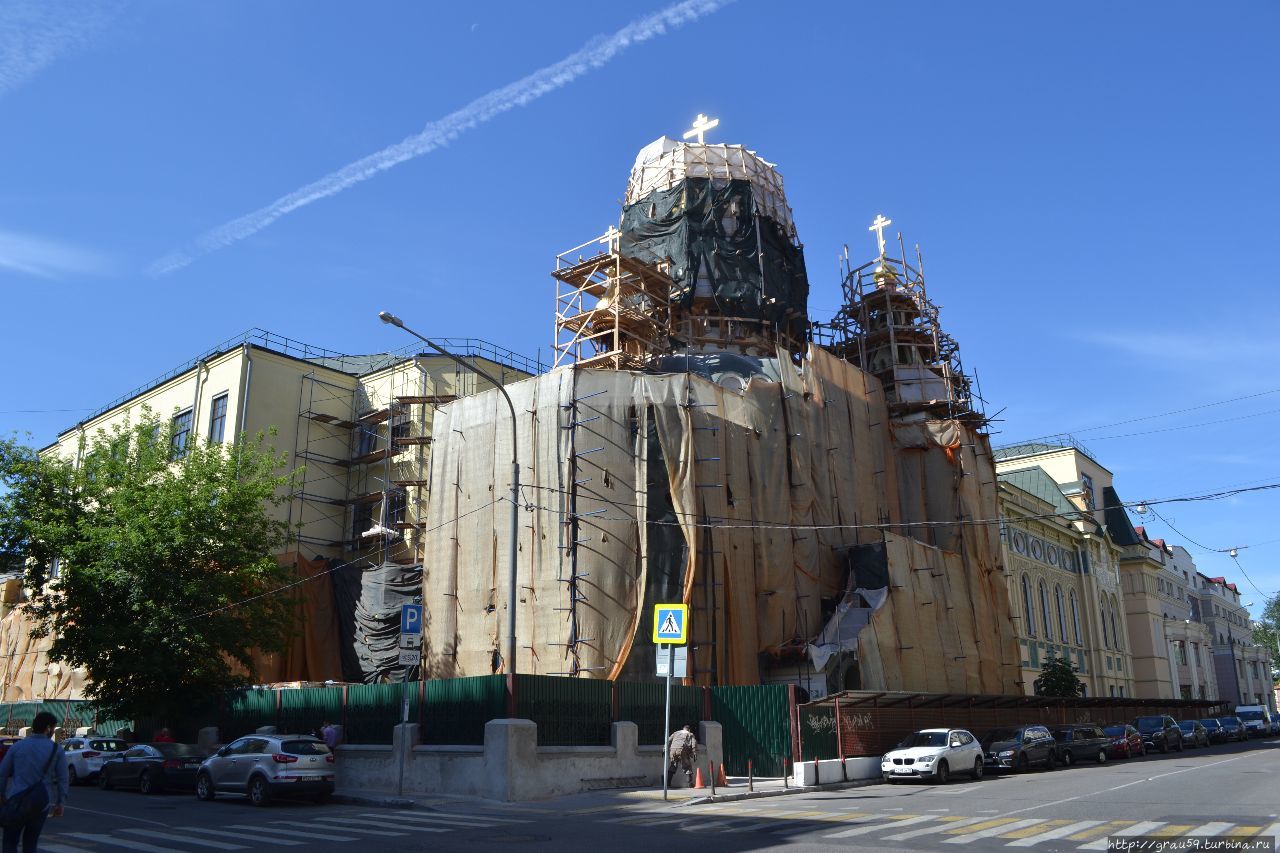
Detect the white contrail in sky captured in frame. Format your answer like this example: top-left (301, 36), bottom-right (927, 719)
top-left (0, 1), bottom-right (119, 99)
top-left (150, 0), bottom-right (732, 276)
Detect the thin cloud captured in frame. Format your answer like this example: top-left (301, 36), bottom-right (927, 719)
top-left (148, 0), bottom-right (732, 276)
top-left (0, 228), bottom-right (110, 279)
top-left (0, 1), bottom-right (120, 99)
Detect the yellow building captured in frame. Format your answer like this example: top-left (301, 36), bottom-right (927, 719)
top-left (2, 330), bottom-right (538, 696)
top-left (996, 451), bottom-right (1136, 698)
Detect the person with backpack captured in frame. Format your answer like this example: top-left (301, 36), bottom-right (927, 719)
top-left (0, 712), bottom-right (68, 853)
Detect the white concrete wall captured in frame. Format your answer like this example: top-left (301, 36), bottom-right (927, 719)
top-left (334, 719), bottom-right (724, 802)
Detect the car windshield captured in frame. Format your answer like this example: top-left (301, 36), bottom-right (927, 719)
top-left (1200, 720), bottom-right (1221, 729)
top-left (153, 743), bottom-right (206, 758)
top-left (1236, 711), bottom-right (1263, 721)
top-left (1178, 722), bottom-right (1196, 730)
top-left (1221, 717), bottom-right (1241, 726)
top-left (1102, 725), bottom-right (1126, 737)
top-left (90, 740), bottom-right (128, 752)
top-left (984, 729), bottom-right (1020, 743)
top-left (1134, 717), bottom-right (1163, 732)
top-left (280, 739), bottom-right (331, 756)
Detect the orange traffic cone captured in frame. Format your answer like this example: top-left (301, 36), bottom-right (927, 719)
top-left (693, 765), bottom-right (706, 789)
top-left (716, 763), bottom-right (728, 787)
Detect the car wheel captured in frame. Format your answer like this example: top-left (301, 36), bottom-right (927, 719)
top-left (934, 760), bottom-right (949, 785)
top-left (882, 775), bottom-right (895, 784)
top-left (98, 770), bottom-right (112, 791)
top-left (1043, 752), bottom-right (1056, 771)
top-left (248, 775), bottom-right (271, 807)
top-left (196, 772), bottom-right (216, 802)
top-left (1016, 753), bottom-right (1029, 773)
top-left (139, 770), bottom-right (156, 795)
top-left (1061, 750), bottom-right (1074, 767)
top-left (972, 758), bottom-right (984, 780)
top-left (67, 765), bottom-right (78, 786)
top-left (1159, 740), bottom-right (1168, 754)
top-left (1175, 738), bottom-right (1184, 752)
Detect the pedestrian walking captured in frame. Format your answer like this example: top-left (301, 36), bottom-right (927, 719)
top-left (152, 729), bottom-right (174, 743)
top-left (320, 721), bottom-right (338, 749)
top-left (0, 711), bottom-right (69, 853)
top-left (665, 724), bottom-right (698, 788)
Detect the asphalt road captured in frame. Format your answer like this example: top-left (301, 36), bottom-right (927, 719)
top-left (41, 735), bottom-right (1280, 853)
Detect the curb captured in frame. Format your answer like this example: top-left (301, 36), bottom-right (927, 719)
top-left (682, 777), bottom-right (879, 805)
top-left (332, 792), bottom-right (419, 809)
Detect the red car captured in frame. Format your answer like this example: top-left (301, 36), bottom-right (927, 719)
top-left (1102, 723), bottom-right (1145, 758)
top-left (0, 737), bottom-right (20, 762)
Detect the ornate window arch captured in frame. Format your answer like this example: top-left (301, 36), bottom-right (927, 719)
top-left (1039, 581), bottom-right (1053, 641)
top-left (1022, 575), bottom-right (1036, 637)
top-left (1109, 595), bottom-right (1122, 650)
top-left (1055, 585), bottom-right (1067, 644)
top-left (1069, 590), bottom-right (1082, 645)
top-left (1100, 596), bottom-right (1110, 648)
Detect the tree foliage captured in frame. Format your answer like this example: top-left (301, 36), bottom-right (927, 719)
top-left (0, 415), bottom-right (299, 722)
top-left (1033, 655), bottom-right (1085, 698)
top-left (1253, 594), bottom-right (1280, 682)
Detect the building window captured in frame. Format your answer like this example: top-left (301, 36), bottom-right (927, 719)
top-left (1055, 586), bottom-right (1067, 644)
top-left (1109, 685), bottom-right (1116, 697)
top-left (1176, 642), bottom-right (1188, 666)
top-left (1100, 597), bottom-right (1110, 648)
top-left (1070, 591), bottom-right (1082, 645)
top-left (1109, 598), bottom-right (1121, 650)
top-left (385, 489), bottom-right (407, 526)
top-left (1022, 575), bottom-right (1036, 637)
top-left (1080, 473), bottom-right (1096, 510)
top-left (351, 501), bottom-right (374, 543)
top-left (208, 393), bottom-right (229, 443)
top-left (356, 425), bottom-right (379, 457)
top-left (1039, 582), bottom-right (1053, 641)
top-left (170, 409), bottom-right (193, 460)
top-left (50, 558), bottom-right (62, 579)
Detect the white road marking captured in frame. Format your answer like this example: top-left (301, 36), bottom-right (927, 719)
top-left (62, 834), bottom-right (186, 853)
top-left (1190, 823), bottom-right (1237, 838)
top-left (884, 816), bottom-right (990, 840)
top-left (943, 819), bottom-right (1041, 843)
top-left (315, 816), bottom-right (447, 834)
top-left (64, 805), bottom-right (171, 828)
top-left (228, 824), bottom-right (357, 842)
top-left (393, 808), bottom-right (526, 824)
top-left (824, 815), bottom-right (936, 837)
top-left (1007, 820), bottom-right (1104, 847)
top-left (271, 819), bottom-right (406, 837)
top-left (370, 811), bottom-right (505, 828)
top-left (1079, 821), bottom-right (1166, 850)
top-left (184, 828), bottom-right (305, 846)
top-left (119, 829), bottom-right (245, 850)
top-left (1260, 822), bottom-right (1280, 841)
top-left (35, 844), bottom-right (95, 853)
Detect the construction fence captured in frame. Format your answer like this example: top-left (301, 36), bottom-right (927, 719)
top-left (0, 700), bottom-right (129, 738)
top-left (798, 691), bottom-right (1234, 760)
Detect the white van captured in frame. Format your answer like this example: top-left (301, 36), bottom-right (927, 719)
top-left (1233, 706), bottom-right (1273, 738)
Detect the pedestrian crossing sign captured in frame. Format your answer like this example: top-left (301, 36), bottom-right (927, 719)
top-left (652, 603), bottom-right (688, 644)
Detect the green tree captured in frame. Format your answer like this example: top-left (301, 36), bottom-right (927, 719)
top-left (1254, 594), bottom-right (1280, 682)
top-left (0, 415), bottom-right (299, 723)
top-left (1033, 655), bottom-right (1085, 698)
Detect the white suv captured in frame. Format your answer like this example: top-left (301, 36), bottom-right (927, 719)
top-left (881, 728), bottom-right (985, 784)
top-left (195, 734), bottom-right (334, 806)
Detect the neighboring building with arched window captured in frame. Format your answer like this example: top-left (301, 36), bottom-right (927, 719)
top-left (995, 439), bottom-right (1135, 698)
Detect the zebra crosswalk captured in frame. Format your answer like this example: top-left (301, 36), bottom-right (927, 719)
top-left (598, 805), bottom-right (1280, 849)
top-left (41, 809), bottom-right (530, 852)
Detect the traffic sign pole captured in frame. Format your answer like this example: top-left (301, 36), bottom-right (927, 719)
top-left (662, 642), bottom-right (673, 802)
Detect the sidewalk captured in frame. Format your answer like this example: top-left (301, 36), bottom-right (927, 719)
top-left (334, 774), bottom-right (874, 813)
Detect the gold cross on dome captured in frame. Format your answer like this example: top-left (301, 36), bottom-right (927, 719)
top-left (682, 113), bottom-right (720, 145)
top-left (868, 214), bottom-right (893, 257)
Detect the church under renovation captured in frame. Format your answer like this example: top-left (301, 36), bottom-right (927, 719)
top-left (419, 118), bottom-right (1022, 696)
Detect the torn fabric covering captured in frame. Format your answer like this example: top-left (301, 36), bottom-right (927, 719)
top-left (421, 346), bottom-right (1021, 693)
top-left (331, 560), bottom-right (422, 684)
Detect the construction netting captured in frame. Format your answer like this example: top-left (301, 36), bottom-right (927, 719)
top-left (421, 345), bottom-right (1022, 693)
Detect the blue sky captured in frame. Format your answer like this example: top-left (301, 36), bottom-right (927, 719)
top-left (3, 1), bottom-right (1278, 614)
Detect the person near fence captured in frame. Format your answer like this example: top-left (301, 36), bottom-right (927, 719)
top-left (665, 724), bottom-right (698, 788)
top-left (152, 729), bottom-right (174, 743)
top-left (0, 711), bottom-right (69, 853)
top-left (320, 721), bottom-right (338, 749)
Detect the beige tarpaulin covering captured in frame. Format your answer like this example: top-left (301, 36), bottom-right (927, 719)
top-left (422, 345), bottom-right (1021, 692)
top-left (0, 605), bottom-right (87, 701)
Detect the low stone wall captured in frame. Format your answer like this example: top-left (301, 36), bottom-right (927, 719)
top-left (334, 719), bottom-right (723, 801)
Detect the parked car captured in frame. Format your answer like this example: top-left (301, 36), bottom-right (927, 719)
top-left (880, 728), bottom-right (985, 784)
top-left (62, 737), bottom-right (129, 785)
top-left (1051, 724), bottom-right (1112, 766)
top-left (1234, 706), bottom-right (1273, 739)
top-left (1101, 723), bottom-right (1145, 759)
top-left (99, 743), bottom-right (208, 793)
top-left (1199, 719), bottom-right (1231, 744)
top-left (1133, 715), bottom-right (1183, 753)
top-left (981, 725), bottom-right (1056, 772)
top-left (1218, 716), bottom-right (1249, 742)
top-left (196, 734), bottom-right (335, 806)
top-left (1177, 720), bottom-right (1210, 749)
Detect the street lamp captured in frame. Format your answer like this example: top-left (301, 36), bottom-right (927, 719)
top-left (378, 311), bottom-right (521, 680)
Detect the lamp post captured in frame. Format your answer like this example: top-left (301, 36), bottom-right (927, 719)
top-left (378, 311), bottom-right (521, 685)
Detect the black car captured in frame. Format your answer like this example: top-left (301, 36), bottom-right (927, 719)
top-left (1199, 719), bottom-right (1231, 744)
top-left (1177, 720), bottom-right (1210, 749)
top-left (99, 743), bottom-right (208, 794)
top-left (1218, 716), bottom-right (1248, 742)
top-left (1133, 715), bottom-right (1184, 753)
top-left (1051, 724), bottom-right (1112, 766)
top-left (981, 725), bottom-right (1056, 772)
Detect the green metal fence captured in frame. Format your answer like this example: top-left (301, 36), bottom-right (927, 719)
top-left (0, 701), bottom-right (129, 738)
top-left (711, 685), bottom-right (792, 777)
top-left (515, 674), bottom-right (612, 746)
top-left (421, 675), bottom-right (506, 745)
top-left (618, 680), bottom-right (704, 745)
top-left (345, 683), bottom-right (417, 745)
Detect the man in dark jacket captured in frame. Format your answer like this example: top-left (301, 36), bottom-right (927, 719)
top-left (665, 724), bottom-right (698, 788)
top-left (0, 712), bottom-right (68, 853)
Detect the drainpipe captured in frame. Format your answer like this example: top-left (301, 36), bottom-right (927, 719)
top-left (238, 345), bottom-right (254, 437)
top-left (190, 360), bottom-right (207, 441)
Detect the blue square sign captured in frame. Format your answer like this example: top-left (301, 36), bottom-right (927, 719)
top-left (401, 603), bottom-right (424, 635)
top-left (652, 603), bottom-right (688, 644)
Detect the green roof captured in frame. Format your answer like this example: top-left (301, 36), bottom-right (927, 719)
top-left (998, 466), bottom-right (1076, 518)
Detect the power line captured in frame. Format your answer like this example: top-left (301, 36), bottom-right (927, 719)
top-left (1088, 407), bottom-right (1280, 441)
